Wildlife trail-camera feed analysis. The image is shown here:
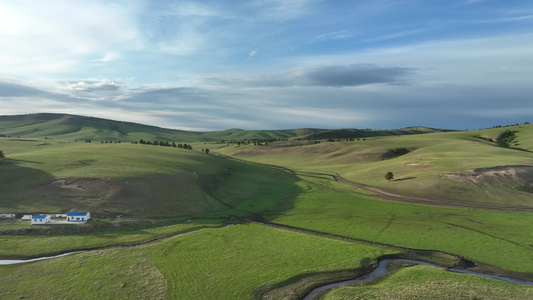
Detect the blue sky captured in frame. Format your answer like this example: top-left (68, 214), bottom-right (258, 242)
top-left (0, 0), bottom-right (532, 131)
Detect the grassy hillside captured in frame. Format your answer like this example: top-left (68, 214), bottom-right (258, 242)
top-left (216, 124), bottom-right (533, 209)
top-left (0, 113), bottom-right (451, 143)
top-left (321, 262), bottom-right (533, 299)
top-left (0, 138), bottom-right (300, 219)
top-left (2, 115), bottom-right (533, 299)
top-left (300, 126), bottom-right (456, 140)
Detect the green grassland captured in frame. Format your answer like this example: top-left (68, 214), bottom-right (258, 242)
top-left (2, 116), bottom-right (533, 299)
top-left (0, 113), bottom-right (323, 142)
top-left (0, 138), bottom-right (300, 218)
top-left (217, 124), bottom-right (533, 208)
top-left (0, 221), bottom-right (219, 259)
top-left (0, 246), bottom-right (168, 299)
top-left (0, 223), bottom-right (398, 299)
top-left (270, 183), bottom-right (533, 274)
top-left (1, 221), bottom-right (530, 300)
top-left (0, 113), bottom-right (451, 143)
top-left (148, 223), bottom-right (397, 299)
top-left (321, 262), bottom-right (533, 300)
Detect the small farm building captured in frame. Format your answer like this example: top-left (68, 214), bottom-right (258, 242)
top-left (21, 215), bottom-right (32, 220)
top-left (0, 214), bottom-right (15, 218)
top-left (67, 212), bottom-right (90, 222)
top-left (31, 215), bottom-right (51, 225)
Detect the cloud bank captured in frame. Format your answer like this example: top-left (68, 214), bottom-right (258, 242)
top-left (0, 0), bottom-right (532, 130)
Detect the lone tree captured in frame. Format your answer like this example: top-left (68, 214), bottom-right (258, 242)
top-left (205, 148), bottom-right (209, 154)
top-left (385, 171), bottom-right (394, 181)
top-left (0, 150), bottom-right (4, 158)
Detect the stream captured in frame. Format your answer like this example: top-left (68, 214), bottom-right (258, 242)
top-left (0, 251), bottom-right (84, 265)
top-left (2, 252), bottom-right (533, 298)
top-left (303, 259), bottom-right (533, 300)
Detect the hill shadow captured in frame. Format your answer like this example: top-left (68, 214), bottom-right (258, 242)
top-left (0, 159), bottom-right (60, 211)
top-left (394, 177), bottom-right (417, 182)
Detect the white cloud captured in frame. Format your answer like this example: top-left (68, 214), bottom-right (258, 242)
top-left (249, 0), bottom-right (318, 20)
top-left (0, 1), bottom-right (138, 76)
top-left (170, 1), bottom-right (222, 17)
top-left (92, 52), bottom-right (121, 63)
top-left (310, 30), bottom-right (357, 43)
top-left (365, 28), bottom-right (427, 43)
top-left (61, 79), bottom-right (127, 101)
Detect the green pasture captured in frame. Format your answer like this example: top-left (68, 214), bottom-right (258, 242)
top-left (148, 223), bottom-right (398, 299)
top-left (1, 120), bottom-right (533, 299)
top-left (321, 262), bottom-right (533, 300)
top-left (0, 223), bottom-right (399, 299)
top-left (0, 113), bottom-right (451, 144)
top-left (0, 221), bottom-right (219, 259)
top-left (0, 246), bottom-right (167, 299)
top-left (0, 139), bottom-right (301, 218)
top-left (217, 124), bottom-right (533, 208)
top-left (271, 183), bottom-right (533, 274)
top-left (2, 220), bottom-right (530, 299)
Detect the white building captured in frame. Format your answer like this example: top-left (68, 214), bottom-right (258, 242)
top-left (0, 214), bottom-right (15, 218)
top-left (31, 215), bottom-right (51, 225)
top-left (21, 215), bottom-right (32, 220)
top-left (66, 212), bottom-right (90, 222)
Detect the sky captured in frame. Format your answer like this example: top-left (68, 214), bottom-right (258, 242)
top-left (0, 0), bottom-right (532, 131)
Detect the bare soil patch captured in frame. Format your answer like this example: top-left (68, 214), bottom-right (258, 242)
top-left (441, 165), bottom-right (533, 187)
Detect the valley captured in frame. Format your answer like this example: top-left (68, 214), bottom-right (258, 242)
top-left (1, 114), bottom-right (532, 299)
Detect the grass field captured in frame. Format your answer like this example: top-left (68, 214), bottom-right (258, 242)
top-left (0, 138), bottom-right (301, 219)
top-left (2, 117), bottom-right (533, 299)
top-left (148, 223), bottom-right (399, 299)
top-left (320, 261), bottom-right (533, 300)
top-left (216, 124), bottom-right (533, 208)
top-left (0, 220), bottom-right (220, 259)
top-left (0, 113), bottom-right (452, 143)
top-left (270, 183), bottom-right (533, 275)
top-left (0, 246), bottom-right (168, 299)
top-left (0, 223), bottom-right (399, 299)
top-left (2, 221), bottom-right (530, 299)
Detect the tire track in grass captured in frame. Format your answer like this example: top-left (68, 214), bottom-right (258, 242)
top-left (193, 171), bottom-right (221, 215)
top-left (161, 240), bottom-right (181, 258)
top-left (444, 222), bottom-right (529, 249)
top-left (375, 213), bottom-right (396, 240)
top-left (216, 153), bottom-right (533, 211)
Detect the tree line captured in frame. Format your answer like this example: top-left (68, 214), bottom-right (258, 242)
top-left (137, 139), bottom-right (193, 149)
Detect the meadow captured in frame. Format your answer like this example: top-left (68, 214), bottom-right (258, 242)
top-left (1, 119), bottom-right (533, 299)
top-left (270, 182), bottom-right (533, 275)
top-left (320, 262), bottom-right (533, 300)
top-left (216, 124), bottom-right (533, 209)
top-left (0, 138), bottom-right (301, 219)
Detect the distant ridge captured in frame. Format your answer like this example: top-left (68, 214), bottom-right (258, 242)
top-left (0, 113), bottom-right (454, 142)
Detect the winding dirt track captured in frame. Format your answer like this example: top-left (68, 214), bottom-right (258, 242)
top-left (217, 153), bottom-right (533, 212)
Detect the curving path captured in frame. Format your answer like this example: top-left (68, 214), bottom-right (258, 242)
top-left (216, 152), bottom-right (533, 211)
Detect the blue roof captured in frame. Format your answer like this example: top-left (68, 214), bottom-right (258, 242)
top-left (67, 212), bottom-right (89, 216)
top-left (32, 215), bottom-right (48, 219)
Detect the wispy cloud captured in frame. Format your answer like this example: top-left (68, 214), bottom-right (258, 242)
top-left (472, 15), bottom-right (532, 24)
top-left (249, 0), bottom-right (319, 21)
top-left (365, 29), bottom-right (427, 43)
top-left (0, 1), bottom-right (138, 76)
top-left (309, 30), bottom-right (357, 43)
top-left (1, 0), bottom-right (532, 130)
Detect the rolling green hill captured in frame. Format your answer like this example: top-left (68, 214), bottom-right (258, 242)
top-left (0, 138), bottom-right (300, 219)
top-left (0, 113), bottom-right (451, 142)
top-left (216, 123), bottom-right (533, 209)
top-left (2, 115), bottom-right (533, 299)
